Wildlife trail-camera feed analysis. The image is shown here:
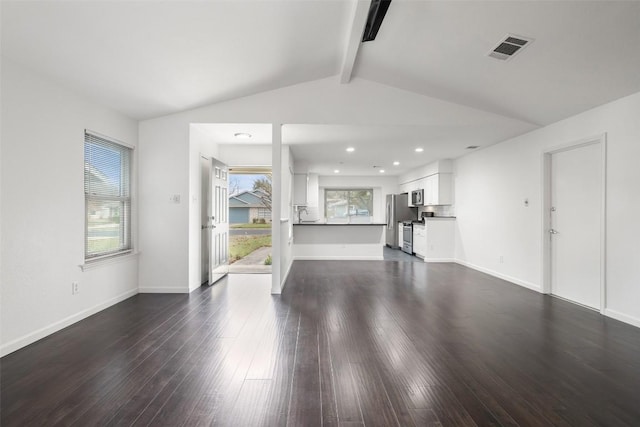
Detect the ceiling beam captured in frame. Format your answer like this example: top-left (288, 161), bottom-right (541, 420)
top-left (339, 0), bottom-right (371, 84)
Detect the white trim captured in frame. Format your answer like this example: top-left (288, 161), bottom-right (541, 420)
top-left (138, 287), bottom-right (191, 294)
top-left (339, 0), bottom-right (369, 84)
top-left (85, 128), bottom-right (135, 150)
top-left (80, 251), bottom-right (139, 271)
top-left (541, 134), bottom-right (607, 312)
top-left (276, 257), bottom-right (294, 295)
top-left (424, 258), bottom-right (456, 263)
top-left (455, 259), bottom-right (542, 292)
top-left (293, 255), bottom-right (384, 261)
top-left (0, 289), bottom-right (138, 357)
top-left (603, 309), bottom-right (640, 329)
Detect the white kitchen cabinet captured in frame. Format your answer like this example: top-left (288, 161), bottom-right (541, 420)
top-left (307, 173), bottom-right (319, 207)
top-left (424, 173), bottom-right (452, 205)
top-left (398, 222), bottom-right (403, 248)
top-left (293, 174), bottom-right (308, 205)
top-left (412, 223), bottom-right (426, 257)
top-left (424, 218), bottom-right (455, 261)
top-left (293, 173), bottom-right (319, 206)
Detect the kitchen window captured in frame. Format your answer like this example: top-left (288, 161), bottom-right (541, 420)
top-left (84, 131), bottom-right (132, 260)
top-left (324, 189), bottom-right (373, 220)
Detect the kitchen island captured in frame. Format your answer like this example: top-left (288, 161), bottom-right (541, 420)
top-left (293, 222), bottom-right (386, 260)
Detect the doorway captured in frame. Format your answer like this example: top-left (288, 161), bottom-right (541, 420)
top-left (227, 167), bottom-right (273, 274)
top-left (543, 135), bottom-right (606, 311)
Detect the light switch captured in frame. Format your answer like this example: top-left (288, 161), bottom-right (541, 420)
top-left (170, 194), bottom-right (181, 203)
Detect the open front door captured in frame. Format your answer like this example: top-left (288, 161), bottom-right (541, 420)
top-left (209, 157), bottom-right (229, 284)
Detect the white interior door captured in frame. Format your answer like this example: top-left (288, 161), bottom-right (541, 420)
top-left (200, 156), bottom-right (211, 284)
top-left (550, 142), bottom-right (603, 309)
top-left (209, 157), bottom-right (229, 285)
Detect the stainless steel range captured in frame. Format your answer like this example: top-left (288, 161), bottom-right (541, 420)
top-left (402, 221), bottom-right (413, 254)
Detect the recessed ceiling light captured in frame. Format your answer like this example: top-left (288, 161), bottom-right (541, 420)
top-left (379, 169), bottom-right (385, 173)
top-left (346, 147), bottom-right (355, 152)
top-left (393, 161), bottom-right (400, 166)
top-left (415, 148), bottom-right (424, 153)
top-left (334, 169), bottom-right (340, 173)
top-left (234, 132), bottom-right (252, 139)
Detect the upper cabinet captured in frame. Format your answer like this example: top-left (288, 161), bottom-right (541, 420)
top-left (424, 173), bottom-right (452, 205)
top-left (400, 173), bottom-right (452, 206)
top-left (293, 173), bottom-right (308, 205)
top-left (293, 173), bottom-right (319, 206)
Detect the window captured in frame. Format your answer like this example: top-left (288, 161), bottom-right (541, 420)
top-left (324, 189), bottom-right (373, 220)
top-left (84, 131), bottom-right (132, 260)
top-left (257, 208), bottom-right (271, 219)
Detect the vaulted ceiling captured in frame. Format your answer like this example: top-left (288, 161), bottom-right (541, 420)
top-left (3, 1), bottom-right (640, 175)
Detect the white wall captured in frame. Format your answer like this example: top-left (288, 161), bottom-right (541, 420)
top-left (1, 59), bottom-right (139, 355)
top-left (138, 76), bottom-right (528, 293)
top-left (454, 90), bottom-right (640, 327)
top-left (218, 144), bottom-right (271, 167)
top-left (278, 145), bottom-right (294, 291)
top-left (398, 159), bottom-right (453, 184)
top-left (317, 175), bottom-right (400, 223)
top-left (293, 225), bottom-right (385, 260)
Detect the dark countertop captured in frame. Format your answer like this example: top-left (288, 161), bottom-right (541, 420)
top-left (293, 222), bottom-right (386, 226)
top-left (412, 217), bottom-right (456, 225)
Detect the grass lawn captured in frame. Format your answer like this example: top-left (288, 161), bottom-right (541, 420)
top-left (230, 223), bottom-right (272, 229)
top-left (87, 238), bottom-right (120, 254)
top-left (229, 234), bottom-right (272, 263)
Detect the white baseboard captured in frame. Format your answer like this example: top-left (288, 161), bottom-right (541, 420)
top-left (1, 288), bottom-right (138, 357)
top-left (455, 259), bottom-right (542, 292)
top-left (138, 286), bottom-right (190, 294)
top-left (603, 308), bottom-right (640, 328)
top-left (277, 259), bottom-right (294, 294)
top-left (293, 256), bottom-right (384, 261)
top-left (425, 258), bottom-right (456, 263)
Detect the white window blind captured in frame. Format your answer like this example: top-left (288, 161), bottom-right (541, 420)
top-left (84, 131), bottom-right (132, 259)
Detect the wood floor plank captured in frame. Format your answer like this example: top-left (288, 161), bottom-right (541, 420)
top-left (3, 262), bottom-right (640, 426)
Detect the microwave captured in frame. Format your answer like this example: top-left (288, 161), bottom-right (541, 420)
top-left (411, 189), bottom-right (424, 206)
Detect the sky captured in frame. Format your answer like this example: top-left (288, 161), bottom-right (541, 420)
top-left (229, 174), bottom-right (269, 194)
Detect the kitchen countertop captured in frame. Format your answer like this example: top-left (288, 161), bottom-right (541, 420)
top-left (293, 222), bottom-right (386, 226)
top-left (412, 217), bottom-right (456, 225)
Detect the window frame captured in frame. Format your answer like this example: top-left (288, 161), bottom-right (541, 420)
top-left (323, 188), bottom-right (374, 220)
top-left (84, 130), bottom-right (134, 262)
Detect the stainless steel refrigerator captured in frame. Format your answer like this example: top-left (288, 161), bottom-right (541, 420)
top-left (385, 193), bottom-right (417, 248)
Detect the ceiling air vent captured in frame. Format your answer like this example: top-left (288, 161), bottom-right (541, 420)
top-left (488, 34), bottom-right (533, 61)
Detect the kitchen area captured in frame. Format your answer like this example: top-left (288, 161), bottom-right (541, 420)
top-left (387, 159), bottom-right (456, 262)
top-left (291, 158), bottom-right (456, 263)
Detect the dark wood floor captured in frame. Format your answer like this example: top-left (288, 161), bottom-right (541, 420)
top-left (2, 261), bottom-right (640, 426)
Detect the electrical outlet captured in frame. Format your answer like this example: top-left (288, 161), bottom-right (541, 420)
top-left (169, 194), bottom-right (181, 204)
top-left (72, 282), bottom-right (79, 295)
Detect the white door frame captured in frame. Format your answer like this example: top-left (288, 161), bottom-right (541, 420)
top-left (541, 133), bottom-right (607, 313)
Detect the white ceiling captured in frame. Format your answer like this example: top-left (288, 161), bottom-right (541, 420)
top-left (284, 124), bottom-right (510, 176)
top-left (3, 1), bottom-right (640, 176)
top-left (1, 1), bottom-right (351, 120)
top-left (355, 0), bottom-right (640, 126)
